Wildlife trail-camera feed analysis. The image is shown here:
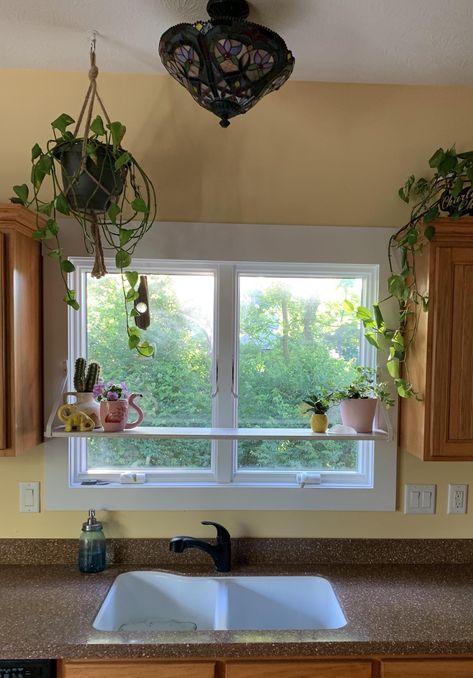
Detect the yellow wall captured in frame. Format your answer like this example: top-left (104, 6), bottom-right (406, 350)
top-left (2, 69), bottom-right (473, 538)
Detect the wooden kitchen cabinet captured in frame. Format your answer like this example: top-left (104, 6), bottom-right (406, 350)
top-left (0, 204), bottom-right (43, 456)
top-left (59, 660), bottom-right (216, 678)
top-left (381, 658), bottom-right (473, 677)
top-left (399, 218), bottom-right (473, 460)
top-left (225, 659), bottom-right (373, 677)
top-left (60, 659), bottom-right (373, 678)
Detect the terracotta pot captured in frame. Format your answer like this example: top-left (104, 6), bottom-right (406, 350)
top-left (100, 393), bottom-right (144, 432)
top-left (340, 398), bottom-right (377, 433)
top-left (63, 391), bottom-right (101, 428)
top-left (311, 413), bottom-right (328, 433)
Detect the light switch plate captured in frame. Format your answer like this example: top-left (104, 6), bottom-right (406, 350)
top-left (19, 481), bottom-right (40, 513)
top-left (404, 484), bottom-right (436, 514)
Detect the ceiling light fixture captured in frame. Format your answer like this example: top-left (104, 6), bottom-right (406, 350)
top-left (159, 0), bottom-right (295, 128)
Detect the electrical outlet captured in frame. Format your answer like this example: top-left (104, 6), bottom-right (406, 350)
top-left (448, 484), bottom-right (468, 514)
top-left (404, 484), bottom-right (436, 514)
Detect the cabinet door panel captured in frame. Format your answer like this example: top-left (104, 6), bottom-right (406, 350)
top-left (0, 232), bottom-right (6, 450)
top-left (381, 659), bottom-right (473, 677)
top-left (225, 660), bottom-right (372, 678)
top-left (60, 660), bottom-right (216, 678)
top-left (431, 246), bottom-right (473, 457)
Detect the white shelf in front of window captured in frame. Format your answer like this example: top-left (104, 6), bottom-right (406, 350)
top-left (47, 426), bottom-right (389, 441)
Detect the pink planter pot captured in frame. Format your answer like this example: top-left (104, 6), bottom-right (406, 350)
top-left (99, 394), bottom-right (144, 432)
top-left (340, 398), bottom-right (378, 433)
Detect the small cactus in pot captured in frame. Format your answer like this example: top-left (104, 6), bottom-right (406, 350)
top-left (74, 358), bottom-right (101, 393)
top-left (64, 357), bottom-right (102, 428)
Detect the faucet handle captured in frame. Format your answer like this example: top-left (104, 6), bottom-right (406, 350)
top-left (201, 521), bottom-right (231, 544)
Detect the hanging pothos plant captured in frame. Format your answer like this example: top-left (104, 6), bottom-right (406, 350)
top-left (12, 39), bottom-right (157, 357)
top-left (345, 145), bottom-right (473, 399)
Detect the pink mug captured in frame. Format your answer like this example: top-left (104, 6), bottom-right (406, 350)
top-left (99, 393), bottom-right (144, 432)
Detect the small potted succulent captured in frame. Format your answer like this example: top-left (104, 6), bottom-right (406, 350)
top-left (301, 391), bottom-right (335, 433)
top-left (63, 358), bottom-right (101, 427)
top-left (336, 366), bottom-right (394, 433)
top-left (93, 381), bottom-right (144, 432)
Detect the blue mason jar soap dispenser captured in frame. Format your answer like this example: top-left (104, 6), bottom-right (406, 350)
top-left (79, 509), bottom-right (106, 573)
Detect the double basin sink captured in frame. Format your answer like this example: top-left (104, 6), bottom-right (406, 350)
top-left (93, 571), bottom-right (346, 632)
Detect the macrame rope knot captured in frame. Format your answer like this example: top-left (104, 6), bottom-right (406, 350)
top-left (88, 64), bottom-right (99, 81)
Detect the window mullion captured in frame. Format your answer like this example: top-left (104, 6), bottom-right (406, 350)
top-left (214, 264), bottom-right (236, 483)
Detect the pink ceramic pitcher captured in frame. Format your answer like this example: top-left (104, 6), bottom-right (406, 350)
top-left (100, 394), bottom-right (144, 432)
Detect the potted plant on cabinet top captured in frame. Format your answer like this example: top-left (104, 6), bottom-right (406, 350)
top-left (301, 391), bottom-right (335, 433)
top-left (345, 145), bottom-right (473, 400)
top-left (12, 39), bottom-right (156, 357)
top-left (335, 366), bottom-right (394, 433)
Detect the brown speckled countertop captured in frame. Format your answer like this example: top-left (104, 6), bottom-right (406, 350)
top-left (2, 560), bottom-right (473, 660)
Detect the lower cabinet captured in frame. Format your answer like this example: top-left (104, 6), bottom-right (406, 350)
top-left (59, 660), bottom-right (216, 678)
top-left (381, 659), bottom-right (473, 677)
top-left (60, 657), bottom-right (473, 678)
top-left (225, 660), bottom-right (372, 677)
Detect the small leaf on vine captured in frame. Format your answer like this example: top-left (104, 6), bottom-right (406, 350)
top-left (137, 341), bottom-right (154, 358)
top-left (13, 184), bottom-right (29, 205)
top-left (116, 250), bottom-right (131, 269)
top-left (364, 332), bottom-right (380, 349)
top-left (55, 194), bottom-right (70, 215)
top-left (125, 271), bottom-right (139, 288)
top-left (51, 113), bottom-right (75, 135)
top-left (128, 334), bottom-right (140, 349)
top-left (60, 260), bottom-right (76, 273)
top-left (424, 225), bottom-right (435, 241)
top-left (107, 202), bottom-right (121, 224)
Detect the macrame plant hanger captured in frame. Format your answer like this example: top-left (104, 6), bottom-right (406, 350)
top-left (71, 32), bottom-right (111, 279)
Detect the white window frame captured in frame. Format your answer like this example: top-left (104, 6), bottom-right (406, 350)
top-left (44, 222), bottom-right (397, 511)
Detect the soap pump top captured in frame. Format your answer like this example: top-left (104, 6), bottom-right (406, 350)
top-left (82, 508), bottom-right (103, 532)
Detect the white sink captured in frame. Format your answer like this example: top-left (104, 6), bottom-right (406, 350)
top-left (93, 572), bottom-right (346, 632)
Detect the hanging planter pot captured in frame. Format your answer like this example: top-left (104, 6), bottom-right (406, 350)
top-left (12, 35), bottom-right (157, 357)
top-left (53, 140), bottom-right (127, 213)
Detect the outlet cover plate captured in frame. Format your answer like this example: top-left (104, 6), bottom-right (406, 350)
top-left (448, 484), bottom-right (468, 514)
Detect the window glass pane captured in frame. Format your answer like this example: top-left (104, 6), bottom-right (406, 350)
top-left (86, 272), bottom-right (214, 470)
top-left (237, 275), bottom-right (363, 471)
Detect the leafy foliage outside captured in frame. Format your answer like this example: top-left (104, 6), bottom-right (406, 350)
top-left (86, 273), bottom-right (367, 473)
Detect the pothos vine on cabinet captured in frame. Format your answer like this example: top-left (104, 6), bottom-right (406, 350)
top-left (346, 145), bottom-right (473, 400)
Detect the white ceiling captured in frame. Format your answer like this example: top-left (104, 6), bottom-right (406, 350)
top-left (2, 0), bottom-right (473, 85)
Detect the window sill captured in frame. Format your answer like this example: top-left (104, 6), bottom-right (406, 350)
top-left (45, 425), bottom-right (390, 441)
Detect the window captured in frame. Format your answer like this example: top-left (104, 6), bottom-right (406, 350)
top-left (45, 222), bottom-right (396, 511)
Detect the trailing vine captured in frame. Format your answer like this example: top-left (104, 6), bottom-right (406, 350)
top-left (346, 145), bottom-right (473, 399)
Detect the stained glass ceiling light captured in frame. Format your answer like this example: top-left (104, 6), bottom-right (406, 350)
top-left (159, 0), bottom-right (295, 128)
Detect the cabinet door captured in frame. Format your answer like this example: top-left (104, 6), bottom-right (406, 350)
top-left (0, 232), bottom-right (6, 450)
top-left (225, 660), bottom-right (372, 678)
top-left (381, 659), bottom-right (473, 677)
top-left (430, 246), bottom-right (473, 458)
top-left (0, 227), bottom-right (42, 456)
top-left (60, 660), bottom-right (216, 678)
